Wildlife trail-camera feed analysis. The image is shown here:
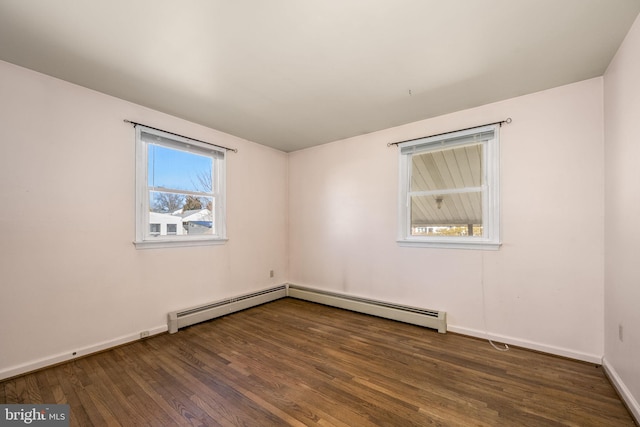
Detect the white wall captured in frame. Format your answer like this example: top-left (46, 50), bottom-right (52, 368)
top-left (289, 78), bottom-right (605, 362)
top-left (603, 13), bottom-right (640, 420)
top-left (0, 61), bottom-right (288, 379)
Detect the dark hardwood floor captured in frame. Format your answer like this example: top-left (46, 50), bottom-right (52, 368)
top-left (1, 298), bottom-right (635, 426)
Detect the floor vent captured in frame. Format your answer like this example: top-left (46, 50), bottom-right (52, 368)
top-left (287, 284), bottom-right (446, 333)
top-left (168, 285), bottom-right (287, 333)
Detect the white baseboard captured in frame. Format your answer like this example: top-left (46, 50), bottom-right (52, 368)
top-left (287, 284), bottom-right (447, 333)
top-left (0, 325), bottom-right (167, 381)
top-left (603, 358), bottom-right (640, 424)
top-left (448, 325), bottom-right (603, 364)
top-left (169, 285), bottom-right (287, 333)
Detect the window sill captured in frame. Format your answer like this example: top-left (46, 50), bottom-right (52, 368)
top-left (134, 237), bottom-right (228, 249)
top-left (397, 239), bottom-right (501, 250)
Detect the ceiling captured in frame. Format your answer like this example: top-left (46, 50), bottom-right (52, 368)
top-left (1, 1), bottom-right (638, 152)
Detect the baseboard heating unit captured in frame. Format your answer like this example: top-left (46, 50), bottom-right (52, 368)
top-left (287, 284), bottom-right (447, 333)
top-left (168, 285), bottom-right (287, 334)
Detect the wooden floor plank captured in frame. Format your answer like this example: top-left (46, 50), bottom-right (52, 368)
top-left (1, 298), bottom-right (635, 426)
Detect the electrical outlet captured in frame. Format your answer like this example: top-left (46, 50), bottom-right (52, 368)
top-left (619, 324), bottom-right (623, 342)
top-left (270, 270), bottom-right (274, 278)
top-left (140, 331), bottom-right (150, 339)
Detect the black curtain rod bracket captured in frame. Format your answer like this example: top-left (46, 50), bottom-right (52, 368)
top-left (124, 119), bottom-right (238, 153)
top-left (387, 117), bottom-right (512, 148)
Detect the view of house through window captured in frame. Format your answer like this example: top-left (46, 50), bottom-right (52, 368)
top-left (135, 126), bottom-right (226, 246)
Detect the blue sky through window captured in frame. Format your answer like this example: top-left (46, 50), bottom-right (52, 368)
top-left (148, 144), bottom-right (212, 193)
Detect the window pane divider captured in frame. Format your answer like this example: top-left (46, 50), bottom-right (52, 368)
top-left (149, 187), bottom-right (214, 197)
top-left (408, 186), bottom-right (484, 197)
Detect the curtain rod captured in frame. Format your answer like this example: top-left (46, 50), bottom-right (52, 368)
top-left (124, 120), bottom-right (238, 153)
top-left (387, 118), bottom-right (512, 147)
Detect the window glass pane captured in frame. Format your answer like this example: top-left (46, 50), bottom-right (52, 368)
top-left (182, 198), bottom-right (214, 235)
top-left (150, 191), bottom-right (185, 214)
top-left (148, 192), bottom-right (215, 236)
top-left (410, 143), bottom-right (483, 192)
top-left (148, 144), bottom-right (213, 193)
top-left (410, 192), bottom-right (483, 237)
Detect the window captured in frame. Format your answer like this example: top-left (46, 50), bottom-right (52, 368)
top-left (397, 124), bottom-right (500, 250)
top-left (150, 223), bottom-right (161, 235)
top-left (135, 125), bottom-right (226, 248)
top-left (166, 224), bottom-right (177, 235)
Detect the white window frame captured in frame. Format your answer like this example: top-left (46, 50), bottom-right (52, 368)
top-left (397, 124), bottom-right (501, 250)
top-left (134, 125), bottom-right (227, 249)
